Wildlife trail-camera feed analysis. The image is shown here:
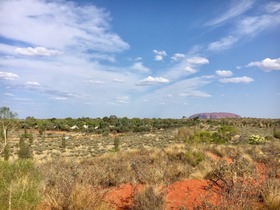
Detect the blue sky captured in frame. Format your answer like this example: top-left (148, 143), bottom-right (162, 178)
top-left (0, 0), bottom-right (280, 119)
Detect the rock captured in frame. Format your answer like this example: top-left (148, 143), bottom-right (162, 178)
top-left (189, 112), bottom-right (241, 119)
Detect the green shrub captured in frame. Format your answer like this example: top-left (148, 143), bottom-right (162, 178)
top-left (211, 132), bottom-right (227, 144)
top-left (18, 135), bottom-right (33, 159)
top-left (273, 127), bottom-right (280, 139)
top-left (217, 125), bottom-right (238, 142)
top-left (248, 134), bottom-right (266, 145)
top-left (3, 144), bottom-right (10, 161)
top-left (0, 160), bottom-right (42, 210)
top-left (113, 137), bottom-right (120, 152)
top-left (185, 150), bottom-right (205, 167)
top-left (61, 135), bottom-right (67, 149)
top-left (176, 127), bottom-right (194, 142)
top-left (192, 130), bottom-right (212, 144)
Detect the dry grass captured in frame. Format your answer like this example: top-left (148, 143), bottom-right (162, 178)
top-left (261, 179), bottom-right (280, 210)
top-left (132, 185), bottom-right (164, 210)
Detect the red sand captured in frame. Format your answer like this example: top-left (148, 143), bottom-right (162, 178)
top-left (165, 179), bottom-right (218, 209)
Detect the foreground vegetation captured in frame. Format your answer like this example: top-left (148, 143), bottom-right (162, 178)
top-left (0, 108), bottom-right (280, 209)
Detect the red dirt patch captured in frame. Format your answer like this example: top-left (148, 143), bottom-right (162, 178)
top-left (105, 184), bottom-right (135, 210)
top-left (206, 151), bottom-right (233, 164)
top-left (256, 163), bottom-right (267, 182)
top-left (165, 179), bottom-right (218, 209)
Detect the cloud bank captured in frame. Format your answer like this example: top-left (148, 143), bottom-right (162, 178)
top-left (247, 57), bottom-right (280, 71)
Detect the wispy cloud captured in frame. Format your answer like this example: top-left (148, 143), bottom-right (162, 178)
top-left (187, 56), bottom-right (209, 65)
top-left (153, 50), bottom-right (167, 61)
top-left (247, 57), bottom-right (280, 71)
top-left (265, 2), bottom-right (280, 13)
top-left (15, 47), bottom-right (62, 56)
top-left (219, 76), bottom-right (254, 83)
top-left (26, 81), bottom-right (41, 86)
top-left (164, 56), bottom-right (209, 80)
top-left (171, 53), bottom-right (185, 61)
top-left (115, 96), bottom-right (130, 104)
top-left (206, 0), bottom-right (254, 26)
top-left (0, 0), bottom-right (129, 57)
top-left (131, 62), bottom-right (150, 73)
top-left (208, 36), bottom-right (238, 51)
top-left (180, 91), bottom-right (211, 98)
top-left (113, 78), bottom-right (126, 83)
top-left (215, 70), bottom-right (233, 77)
top-left (4, 93), bottom-right (14, 97)
top-left (50, 97), bottom-right (67, 100)
top-left (0, 71), bottom-right (19, 80)
top-left (184, 66), bottom-right (197, 74)
top-left (136, 76), bottom-right (213, 107)
top-left (207, 1), bottom-right (280, 52)
top-left (136, 76), bottom-right (169, 86)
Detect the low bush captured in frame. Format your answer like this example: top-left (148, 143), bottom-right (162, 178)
top-left (132, 186), bottom-right (164, 210)
top-left (248, 134), bottom-right (266, 145)
top-left (185, 150), bottom-right (205, 167)
top-left (0, 160), bottom-right (42, 210)
top-left (261, 179), bottom-right (280, 210)
top-left (273, 127), bottom-right (280, 139)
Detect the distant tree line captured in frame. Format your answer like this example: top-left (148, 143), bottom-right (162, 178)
top-left (20, 116), bottom-right (197, 134)
top-left (18, 115), bottom-right (280, 134)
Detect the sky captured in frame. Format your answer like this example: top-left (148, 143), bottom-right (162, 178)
top-left (0, 0), bottom-right (280, 119)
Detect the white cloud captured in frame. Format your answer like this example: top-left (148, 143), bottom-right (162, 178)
top-left (136, 76), bottom-right (169, 86)
top-left (50, 97), bottom-right (67, 100)
top-left (113, 78), bottom-right (126, 83)
top-left (219, 76), bottom-right (254, 83)
top-left (236, 15), bottom-right (279, 36)
top-left (184, 67), bottom-right (197, 74)
top-left (180, 91), bottom-right (211, 97)
top-left (135, 57), bottom-right (143, 61)
top-left (247, 57), bottom-right (280, 71)
top-left (4, 93), bottom-right (14, 97)
top-left (131, 62), bottom-right (150, 73)
top-left (27, 81), bottom-right (41, 86)
top-left (265, 2), bottom-right (280, 13)
top-left (171, 53), bottom-right (185, 61)
top-left (207, 1), bottom-right (280, 52)
top-left (187, 56), bottom-right (209, 65)
top-left (86, 80), bottom-right (105, 84)
top-left (15, 47), bottom-right (62, 56)
top-left (0, 0), bottom-right (129, 55)
top-left (116, 96), bottom-right (130, 104)
top-left (206, 0), bottom-right (254, 26)
top-left (153, 50), bottom-right (167, 61)
top-left (163, 55), bottom-right (209, 80)
top-left (0, 71), bottom-right (19, 80)
top-left (215, 70), bottom-right (233, 77)
top-left (208, 36), bottom-right (239, 51)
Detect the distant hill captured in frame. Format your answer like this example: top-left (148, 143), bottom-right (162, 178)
top-left (189, 112), bottom-right (241, 119)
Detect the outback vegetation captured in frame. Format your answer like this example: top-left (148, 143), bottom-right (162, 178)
top-left (0, 106), bottom-right (280, 209)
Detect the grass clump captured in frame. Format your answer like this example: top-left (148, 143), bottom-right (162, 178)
top-left (0, 160), bottom-right (42, 210)
top-left (273, 127), bottom-right (280, 139)
top-left (185, 150), bottom-right (205, 167)
top-left (132, 186), bottom-right (164, 210)
top-left (261, 179), bottom-right (280, 210)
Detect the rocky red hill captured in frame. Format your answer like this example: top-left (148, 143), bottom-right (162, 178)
top-left (189, 112), bottom-right (241, 119)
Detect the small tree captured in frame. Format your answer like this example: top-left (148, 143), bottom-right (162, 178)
top-left (18, 134), bottom-right (32, 159)
top-left (3, 144), bottom-right (10, 161)
top-left (0, 107), bottom-right (17, 157)
top-left (113, 137), bottom-right (120, 152)
top-left (61, 134), bottom-right (67, 149)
